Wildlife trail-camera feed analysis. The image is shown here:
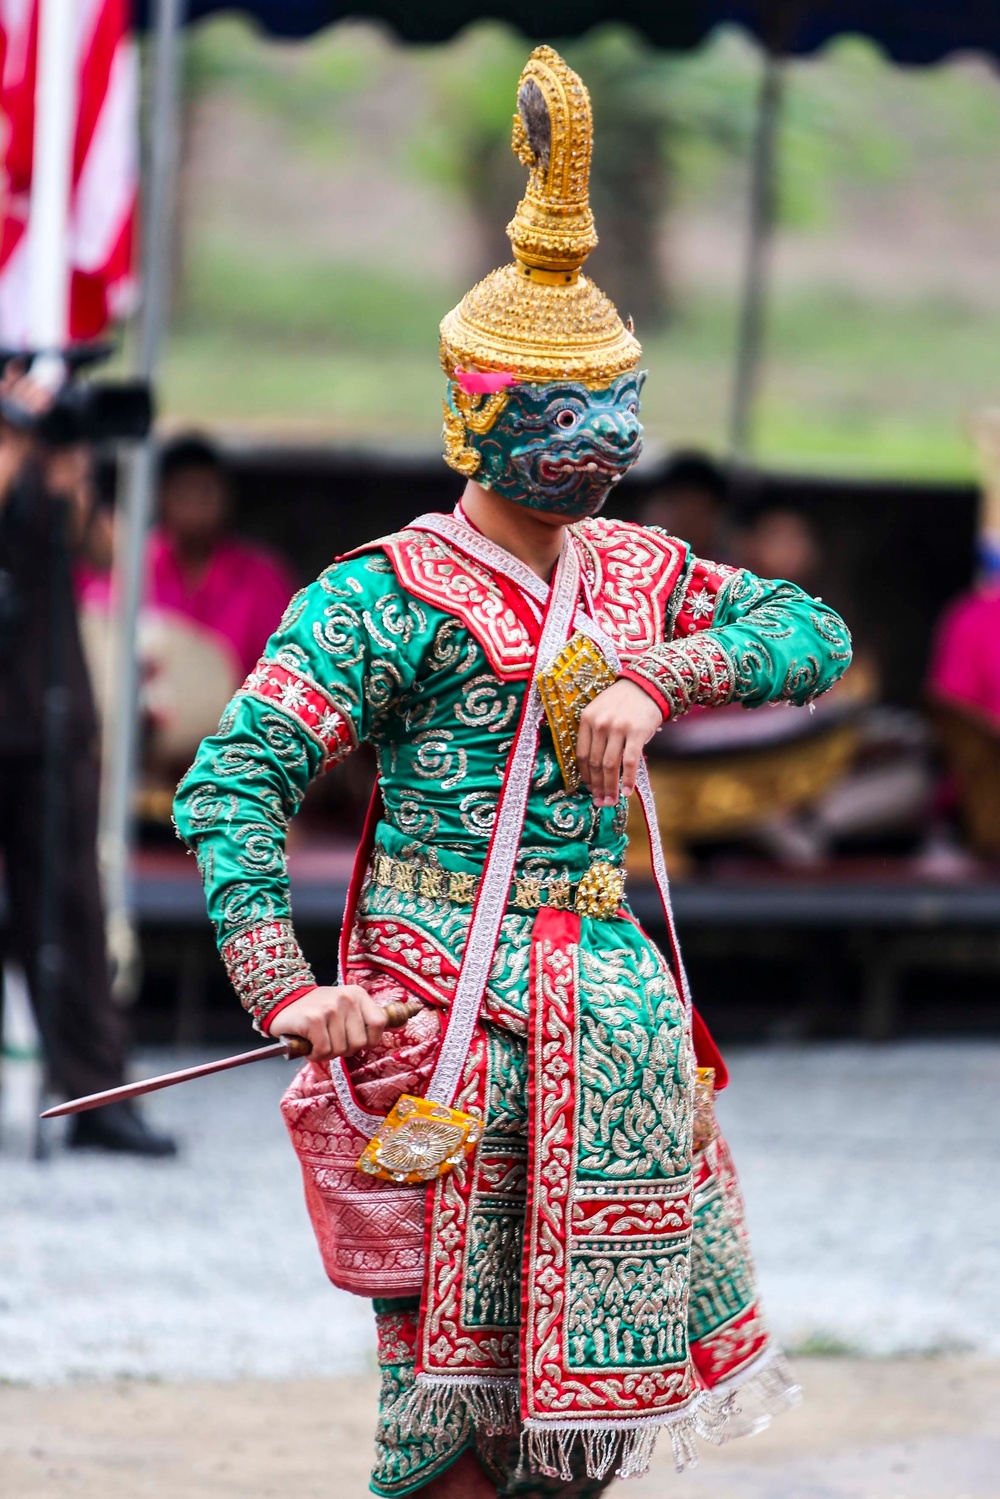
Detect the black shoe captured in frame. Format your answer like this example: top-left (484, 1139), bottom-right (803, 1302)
top-left (68, 1100), bottom-right (178, 1157)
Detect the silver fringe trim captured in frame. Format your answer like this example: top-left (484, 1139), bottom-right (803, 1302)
top-left (405, 1373), bottom-right (520, 1438)
top-left (406, 1346), bottom-right (801, 1483)
top-left (704, 1347), bottom-right (803, 1444)
top-left (518, 1396), bottom-right (727, 1485)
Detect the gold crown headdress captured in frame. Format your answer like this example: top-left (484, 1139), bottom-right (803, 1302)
top-left (439, 45), bottom-right (642, 389)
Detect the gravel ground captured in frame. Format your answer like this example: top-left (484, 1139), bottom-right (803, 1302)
top-left (2, 1039), bottom-right (998, 1384)
top-left (2, 1359), bottom-right (999, 1499)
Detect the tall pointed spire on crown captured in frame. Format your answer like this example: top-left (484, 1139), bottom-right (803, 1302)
top-left (439, 46), bottom-right (641, 389)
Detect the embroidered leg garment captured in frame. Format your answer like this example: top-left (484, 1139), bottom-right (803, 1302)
top-left (371, 1298), bottom-right (615, 1499)
top-left (362, 905), bottom-right (797, 1495)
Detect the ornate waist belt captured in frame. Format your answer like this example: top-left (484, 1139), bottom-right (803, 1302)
top-left (370, 850), bottom-right (626, 921)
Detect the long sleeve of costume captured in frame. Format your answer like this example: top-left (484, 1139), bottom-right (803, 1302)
top-left (173, 552), bottom-right (429, 1030)
top-left (618, 543), bottom-right (853, 722)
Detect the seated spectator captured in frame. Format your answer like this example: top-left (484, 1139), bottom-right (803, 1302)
top-left (151, 434), bottom-right (296, 679)
top-left (637, 450), bottom-right (730, 561)
top-left (79, 435), bottom-right (296, 679)
top-left (925, 564), bottom-right (1000, 862)
top-left (77, 435), bottom-right (297, 784)
top-left (927, 577), bottom-right (1000, 733)
top-left (635, 491), bottom-right (933, 871)
top-left (735, 499), bottom-right (822, 594)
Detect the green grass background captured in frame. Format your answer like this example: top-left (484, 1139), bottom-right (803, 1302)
top-left (149, 22), bottom-right (1000, 480)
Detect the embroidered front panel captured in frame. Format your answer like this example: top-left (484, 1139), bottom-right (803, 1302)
top-left (622, 633), bottom-right (737, 722)
top-left (522, 909), bottom-right (699, 1427)
top-left (238, 658), bottom-right (357, 767)
top-left (671, 556), bottom-right (741, 639)
top-left (220, 917), bottom-right (315, 1029)
top-left (462, 1028), bottom-right (530, 1331)
top-left (573, 518), bottom-right (687, 657)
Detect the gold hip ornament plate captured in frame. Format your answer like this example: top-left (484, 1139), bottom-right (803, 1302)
top-left (537, 631), bottom-right (618, 793)
top-left (356, 1093), bottom-right (484, 1184)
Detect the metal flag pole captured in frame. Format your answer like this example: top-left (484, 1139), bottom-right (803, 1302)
top-left (728, 46), bottom-right (785, 466)
top-left (100, 0), bottom-right (187, 1000)
top-left (26, 0), bottom-right (77, 367)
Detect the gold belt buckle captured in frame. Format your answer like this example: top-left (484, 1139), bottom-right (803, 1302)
top-left (537, 632), bottom-right (617, 793)
top-left (357, 1094), bottom-right (483, 1183)
top-left (574, 861), bottom-right (626, 919)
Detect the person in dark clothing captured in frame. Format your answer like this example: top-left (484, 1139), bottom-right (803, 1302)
top-left (637, 451), bottom-right (731, 561)
top-left (0, 376), bottom-right (174, 1156)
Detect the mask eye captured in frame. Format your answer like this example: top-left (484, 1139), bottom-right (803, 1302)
top-left (626, 402), bottom-right (638, 416)
top-left (554, 408), bottom-right (578, 431)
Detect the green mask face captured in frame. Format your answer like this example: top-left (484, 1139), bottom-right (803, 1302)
top-left (447, 372), bottom-right (645, 519)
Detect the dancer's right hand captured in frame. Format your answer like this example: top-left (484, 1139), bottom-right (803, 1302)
top-left (268, 985), bottom-right (388, 1061)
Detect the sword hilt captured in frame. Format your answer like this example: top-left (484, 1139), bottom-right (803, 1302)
top-left (281, 999), bottom-right (423, 1061)
top-left (382, 998), bottom-right (425, 1030)
top-left (282, 1036), bottom-right (312, 1059)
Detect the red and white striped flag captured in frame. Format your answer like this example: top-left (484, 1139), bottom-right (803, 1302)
top-left (0, 0), bottom-right (139, 347)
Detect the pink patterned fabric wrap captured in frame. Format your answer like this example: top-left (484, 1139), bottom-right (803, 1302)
top-left (280, 995), bottom-right (438, 1297)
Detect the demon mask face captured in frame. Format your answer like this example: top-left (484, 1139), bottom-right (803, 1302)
top-left (444, 371), bottom-right (645, 520)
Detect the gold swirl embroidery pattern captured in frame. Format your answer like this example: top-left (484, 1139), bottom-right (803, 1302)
top-left (454, 674), bottom-right (520, 732)
top-left (412, 729), bottom-right (469, 791)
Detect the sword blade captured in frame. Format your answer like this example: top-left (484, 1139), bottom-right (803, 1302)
top-left (39, 1035), bottom-right (311, 1119)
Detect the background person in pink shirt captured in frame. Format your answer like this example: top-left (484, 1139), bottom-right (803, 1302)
top-left (153, 434), bottom-right (296, 681)
top-left (78, 435), bottom-right (297, 782)
top-left (927, 579), bottom-right (1000, 733)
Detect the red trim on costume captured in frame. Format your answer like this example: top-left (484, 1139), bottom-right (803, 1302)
top-left (673, 557), bottom-right (740, 638)
top-left (341, 516), bottom-right (689, 680)
top-left (338, 785), bottom-right (385, 982)
top-left (375, 1304), bottom-right (420, 1365)
top-left (619, 666), bottom-right (671, 720)
top-left (693, 1008), bottom-right (728, 1090)
top-left (239, 659), bottom-right (356, 766)
top-left (220, 918), bottom-right (316, 1029)
top-left (573, 517), bottom-right (688, 657)
top-left (377, 530), bottom-right (537, 678)
top-left (262, 985), bottom-right (316, 1035)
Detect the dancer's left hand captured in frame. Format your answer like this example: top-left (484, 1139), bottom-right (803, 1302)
top-left (576, 679), bottom-right (663, 807)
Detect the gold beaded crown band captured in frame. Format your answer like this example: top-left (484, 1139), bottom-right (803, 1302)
top-left (439, 45), bottom-right (642, 390)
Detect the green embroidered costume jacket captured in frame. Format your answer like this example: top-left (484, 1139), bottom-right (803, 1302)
top-left (174, 514), bottom-right (852, 1032)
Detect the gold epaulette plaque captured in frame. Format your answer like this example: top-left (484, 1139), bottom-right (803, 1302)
top-left (537, 632), bottom-right (617, 793)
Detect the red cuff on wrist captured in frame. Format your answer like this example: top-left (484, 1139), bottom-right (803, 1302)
top-left (263, 985), bottom-right (317, 1036)
top-left (619, 668), bottom-right (671, 722)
